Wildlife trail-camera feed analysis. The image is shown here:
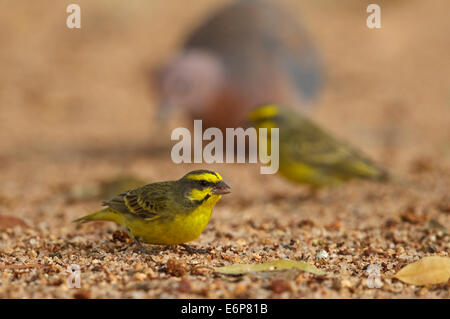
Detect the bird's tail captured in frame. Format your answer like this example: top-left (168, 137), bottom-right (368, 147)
top-left (73, 208), bottom-right (121, 224)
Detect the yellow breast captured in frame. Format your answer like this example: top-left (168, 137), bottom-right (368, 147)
top-left (126, 195), bottom-right (221, 245)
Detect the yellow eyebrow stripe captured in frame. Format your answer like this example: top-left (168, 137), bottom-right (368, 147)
top-left (186, 172), bottom-right (222, 183)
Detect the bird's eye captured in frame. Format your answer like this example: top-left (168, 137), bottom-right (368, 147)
top-left (199, 180), bottom-right (209, 187)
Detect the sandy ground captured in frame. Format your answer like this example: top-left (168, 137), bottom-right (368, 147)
top-left (0, 0), bottom-right (449, 298)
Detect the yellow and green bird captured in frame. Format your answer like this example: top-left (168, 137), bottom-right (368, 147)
top-left (74, 170), bottom-right (231, 253)
top-left (249, 104), bottom-right (388, 187)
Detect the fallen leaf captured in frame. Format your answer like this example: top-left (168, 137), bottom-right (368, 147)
top-left (214, 259), bottom-right (326, 276)
top-left (325, 221), bottom-right (341, 231)
top-left (393, 256), bottom-right (450, 285)
top-left (400, 209), bottom-right (428, 225)
top-left (0, 215), bottom-right (27, 230)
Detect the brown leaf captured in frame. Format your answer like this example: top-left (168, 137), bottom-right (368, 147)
top-left (0, 215), bottom-right (27, 230)
top-left (393, 256), bottom-right (450, 285)
top-left (297, 219), bottom-right (315, 229)
top-left (325, 221), bottom-right (341, 231)
top-left (409, 156), bottom-right (433, 174)
top-left (400, 210), bottom-right (428, 225)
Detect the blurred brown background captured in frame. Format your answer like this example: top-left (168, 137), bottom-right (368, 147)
top-left (1, 0), bottom-right (449, 162)
top-left (1, 0), bottom-right (450, 218)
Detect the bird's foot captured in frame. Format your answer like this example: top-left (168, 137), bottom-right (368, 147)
top-left (180, 244), bottom-right (210, 254)
top-left (133, 238), bottom-right (157, 255)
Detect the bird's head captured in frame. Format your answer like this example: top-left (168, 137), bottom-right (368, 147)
top-left (156, 49), bottom-right (226, 121)
top-left (180, 170), bottom-right (231, 204)
top-left (248, 104), bottom-right (286, 129)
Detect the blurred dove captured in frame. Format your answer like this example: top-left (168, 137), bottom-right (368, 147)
top-left (155, 0), bottom-right (323, 130)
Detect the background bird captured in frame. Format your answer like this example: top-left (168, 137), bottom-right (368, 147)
top-left (249, 104), bottom-right (389, 188)
top-left (74, 170), bottom-right (231, 253)
top-left (155, 0), bottom-right (323, 131)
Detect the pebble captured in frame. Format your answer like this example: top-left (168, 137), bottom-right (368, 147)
top-left (315, 250), bottom-right (329, 261)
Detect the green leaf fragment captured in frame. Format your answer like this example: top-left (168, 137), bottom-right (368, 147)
top-left (214, 259), bottom-right (326, 276)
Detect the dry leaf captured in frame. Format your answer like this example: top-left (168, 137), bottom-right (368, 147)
top-left (214, 259), bottom-right (326, 276)
top-left (0, 215), bottom-right (27, 230)
top-left (393, 256), bottom-right (450, 285)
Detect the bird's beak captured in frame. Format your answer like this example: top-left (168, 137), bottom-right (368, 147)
top-left (212, 181), bottom-right (231, 195)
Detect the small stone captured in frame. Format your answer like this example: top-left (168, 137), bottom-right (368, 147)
top-left (270, 280), bottom-right (291, 293)
top-left (112, 230), bottom-right (129, 243)
top-left (326, 221), bottom-right (341, 231)
top-left (166, 258), bottom-right (186, 277)
top-left (190, 266), bottom-right (213, 276)
top-left (295, 273), bottom-right (304, 284)
top-left (178, 277), bottom-right (192, 293)
top-left (298, 219), bottom-right (315, 228)
top-left (341, 279), bottom-right (353, 288)
top-left (134, 263), bottom-right (144, 271)
top-left (0, 245), bottom-right (13, 254)
top-left (29, 238), bottom-right (38, 247)
top-left (331, 278), bottom-right (342, 290)
top-left (315, 250), bottom-right (329, 262)
top-left (132, 273), bottom-right (147, 281)
top-left (233, 283), bottom-right (247, 297)
top-left (400, 210), bottom-right (427, 224)
top-left (73, 290), bottom-right (90, 299)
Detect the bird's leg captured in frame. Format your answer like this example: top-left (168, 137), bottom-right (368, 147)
top-left (125, 228), bottom-right (158, 255)
top-left (163, 245), bottom-right (178, 252)
top-left (133, 238), bottom-right (158, 255)
top-left (180, 244), bottom-right (210, 254)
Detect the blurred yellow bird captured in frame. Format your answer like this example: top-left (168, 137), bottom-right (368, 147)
top-left (74, 170), bottom-right (231, 253)
top-left (249, 104), bottom-right (388, 187)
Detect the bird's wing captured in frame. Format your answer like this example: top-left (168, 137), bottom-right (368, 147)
top-left (103, 182), bottom-right (174, 220)
top-left (285, 119), bottom-right (386, 180)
